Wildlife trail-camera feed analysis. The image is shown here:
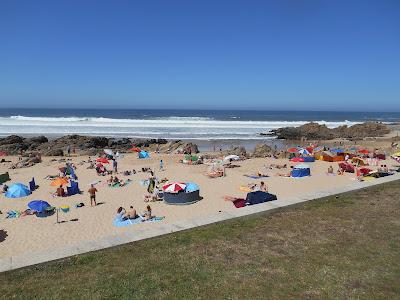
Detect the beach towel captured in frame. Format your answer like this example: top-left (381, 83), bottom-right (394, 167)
top-left (243, 175), bottom-right (269, 179)
top-left (110, 179), bottom-right (132, 188)
top-left (239, 186), bottom-right (253, 192)
top-left (113, 216), bottom-right (165, 228)
top-left (233, 198), bottom-right (246, 208)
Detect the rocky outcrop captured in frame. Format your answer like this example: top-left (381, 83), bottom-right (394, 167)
top-left (0, 134), bottom-right (199, 156)
top-left (221, 146), bottom-right (248, 158)
top-left (270, 122), bottom-right (390, 140)
top-left (252, 144), bottom-right (273, 158)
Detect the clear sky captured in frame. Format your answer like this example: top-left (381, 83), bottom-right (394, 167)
top-left (0, 0), bottom-right (399, 111)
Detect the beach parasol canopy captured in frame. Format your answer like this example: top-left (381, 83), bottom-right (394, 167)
top-left (104, 149), bottom-right (114, 156)
top-left (306, 147), bottom-right (314, 153)
top-left (298, 148), bottom-right (310, 155)
top-left (5, 183), bottom-right (31, 198)
top-left (28, 200), bottom-right (51, 213)
top-left (358, 149), bottom-right (369, 154)
top-left (287, 147), bottom-right (299, 153)
top-left (130, 147), bottom-right (141, 152)
top-left (313, 146), bottom-right (324, 152)
top-left (330, 148), bottom-right (344, 153)
top-left (0, 151), bottom-right (7, 156)
top-left (293, 163), bottom-right (310, 169)
top-left (96, 157), bottom-right (110, 164)
top-left (184, 182), bottom-right (199, 193)
top-left (50, 177), bottom-right (69, 187)
top-left (163, 182), bottom-right (186, 193)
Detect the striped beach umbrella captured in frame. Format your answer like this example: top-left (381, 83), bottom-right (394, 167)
top-left (162, 182), bottom-right (186, 193)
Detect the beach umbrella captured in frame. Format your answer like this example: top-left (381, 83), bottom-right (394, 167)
top-left (185, 182), bottom-right (199, 193)
top-left (313, 146), bottom-right (324, 152)
top-left (28, 200), bottom-right (51, 213)
top-left (298, 148), bottom-right (310, 155)
top-left (330, 148), bottom-right (344, 153)
top-left (0, 151), bottom-right (7, 156)
top-left (287, 147), bottom-right (298, 153)
top-left (392, 152), bottom-right (400, 157)
top-left (163, 182), bottom-right (186, 193)
top-left (96, 157), bottom-right (109, 164)
top-left (358, 149), bottom-right (369, 154)
top-left (130, 147), bottom-right (141, 152)
top-left (5, 183), bottom-right (31, 198)
top-left (293, 163), bottom-right (310, 169)
top-left (96, 163), bottom-right (104, 168)
top-left (50, 177), bottom-right (69, 187)
top-left (104, 149), bottom-right (114, 156)
top-left (306, 147), bottom-right (314, 153)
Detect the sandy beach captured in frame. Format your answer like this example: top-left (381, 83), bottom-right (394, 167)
top-left (1, 148), bottom-right (398, 261)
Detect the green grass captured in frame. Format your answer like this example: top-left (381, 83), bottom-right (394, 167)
top-left (1, 181), bottom-right (400, 299)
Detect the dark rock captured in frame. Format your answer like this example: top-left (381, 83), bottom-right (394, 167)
top-left (44, 148), bottom-right (64, 156)
top-left (0, 135), bottom-right (24, 146)
top-left (252, 144), bottom-right (273, 157)
top-left (270, 122), bottom-right (389, 140)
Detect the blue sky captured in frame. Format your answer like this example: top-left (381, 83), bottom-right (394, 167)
top-left (0, 0), bottom-right (399, 111)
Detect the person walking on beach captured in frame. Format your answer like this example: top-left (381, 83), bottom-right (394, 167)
top-left (67, 145), bottom-right (71, 156)
top-left (159, 159), bottom-right (164, 171)
top-left (88, 184), bottom-right (98, 206)
top-left (112, 159), bottom-right (118, 174)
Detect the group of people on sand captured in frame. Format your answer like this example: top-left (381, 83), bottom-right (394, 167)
top-left (116, 205), bottom-right (152, 221)
top-left (107, 175), bottom-right (127, 187)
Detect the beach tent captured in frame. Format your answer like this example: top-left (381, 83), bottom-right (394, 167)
top-left (245, 191), bottom-right (277, 205)
top-left (291, 163), bottom-right (311, 178)
top-left (163, 182), bottom-right (186, 193)
top-left (5, 183), bottom-right (31, 198)
top-left (223, 155), bottom-right (240, 162)
top-left (138, 150), bottom-right (150, 159)
top-left (28, 200), bottom-right (51, 213)
top-left (290, 157), bottom-right (305, 162)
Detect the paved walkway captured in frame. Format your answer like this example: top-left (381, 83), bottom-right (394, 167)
top-left (1, 173), bottom-right (399, 273)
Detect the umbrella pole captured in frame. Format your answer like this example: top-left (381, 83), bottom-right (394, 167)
top-left (56, 208), bottom-right (59, 224)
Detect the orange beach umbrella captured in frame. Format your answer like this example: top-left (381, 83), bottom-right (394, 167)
top-left (50, 177), bottom-right (69, 187)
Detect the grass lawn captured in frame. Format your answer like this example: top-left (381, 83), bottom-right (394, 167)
top-left (1, 181), bottom-right (399, 299)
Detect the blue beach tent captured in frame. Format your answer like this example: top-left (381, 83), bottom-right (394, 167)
top-left (138, 151), bottom-right (150, 159)
top-left (291, 163), bottom-right (311, 178)
top-left (5, 183), bottom-right (31, 198)
top-left (28, 200), bottom-right (50, 212)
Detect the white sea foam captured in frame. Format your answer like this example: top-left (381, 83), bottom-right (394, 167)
top-left (0, 115), bottom-right (361, 140)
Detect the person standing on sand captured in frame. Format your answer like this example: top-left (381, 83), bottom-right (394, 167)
top-left (112, 159), bottom-right (118, 174)
top-left (159, 159), bottom-right (164, 171)
top-left (88, 184), bottom-right (98, 206)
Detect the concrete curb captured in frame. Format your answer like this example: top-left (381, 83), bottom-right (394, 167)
top-left (1, 173), bottom-right (399, 273)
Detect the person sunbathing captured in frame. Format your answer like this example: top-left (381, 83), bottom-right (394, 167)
top-left (116, 207), bottom-right (128, 221)
top-left (223, 195), bottom-right (243, 202)
top-left (107, 176), bottom-right (114, 185)
top-left (44, 174), bottom-right (59, 180)
top-left (337, 167), bottom-right (344, 175)
top-left (55, 185), bottom-right (66, 197)
top-left (126, 206), bottom-right (139, 219)
top-left (142, 205), bottom-right (152, 220)
top-left (327, 165), bottom-right (334, 175)
top-left (259, 181), bottom-right (268, 192)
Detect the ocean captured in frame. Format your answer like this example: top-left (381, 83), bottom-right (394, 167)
top-left (0, 108), bottom-right (399, 148)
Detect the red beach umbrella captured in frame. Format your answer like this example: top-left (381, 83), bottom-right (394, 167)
top-left (0, 151), bottom-right (7, 156)
top-left (358, 149), bottom-right (369, 154)
top-left (96, 157), bottom-right (109, 164)
top-left (287, 147), bottom-right (298, 153)
top-left (162, 182), bottom-right (186, 193)
top-left (130, 147), bottom-right (141, 153)
top-left (306, 147), bottom-right (314, 154)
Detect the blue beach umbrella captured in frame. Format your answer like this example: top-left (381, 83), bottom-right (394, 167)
top-left (5, 183), bottom-right (31, 198)
top-left (28, 200), bottom-right (51, 212)
top-left (330, 148), bottom-right (344, 153)
top-left (185, 182), bottom-right (199, 193)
